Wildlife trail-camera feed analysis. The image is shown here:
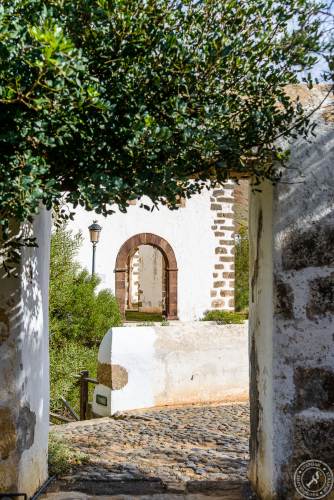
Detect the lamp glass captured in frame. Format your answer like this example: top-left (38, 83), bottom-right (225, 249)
top-left (88, 221), bottom-right (102, 243)
top-left (90, 229), bottom-right (100, 243)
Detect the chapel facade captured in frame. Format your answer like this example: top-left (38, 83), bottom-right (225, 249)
top-left (69, 180), bottom-right (248, 321)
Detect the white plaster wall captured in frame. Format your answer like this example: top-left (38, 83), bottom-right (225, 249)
top-left (248, 181), bottom-right (275, 497)
top-left (18, 209), bottom-right (51, 493)
top-left (68, 189), bottom-right (219, 320)
top-left (93, 322), bottom-right (249, 416)
top-left (0, 208), bottom-right (51, 495)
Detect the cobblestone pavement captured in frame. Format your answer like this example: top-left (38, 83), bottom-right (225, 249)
top-left (43, 403), bottom-right (254, 499)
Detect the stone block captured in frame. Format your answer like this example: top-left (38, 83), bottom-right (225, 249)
top-left (212, 189), bottom-right (225, 196)
top-left (219, 240), bottom-right (234, 246)
top-left (294, 367), bottom-right (334, 411)
top-left (282, 225), bottom-right (334, 271)
top-left (217, 212), bottom-right (234, 218)
top-left (216, 196), bottom-right (234, 203)
top-left (228, 299), bottom-right (235, 308)
top-left (211, 300), bottom-right (224, 308)
top-left (220, 290), bottom-right (234, 297)
top-left (211, 204), bottom-right (222, 211)
top-left (215, 247), bottom-right (227, 254)
top-left (293, 410), bottom-right (334, 468)
top-left (306, 273), bottom-right (334, 319)
top-left (274, 278), bottom-right (294, 319)
top-left (223, 272), bottom-right (235, 279)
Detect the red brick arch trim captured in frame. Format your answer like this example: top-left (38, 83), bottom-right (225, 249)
top-left (115, 233), bottom-right (178, 320)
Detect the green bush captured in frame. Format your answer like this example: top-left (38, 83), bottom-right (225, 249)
top-left (50, 227), bottom-right (122, 346)
top-left (49, 226), bottom-right (122, 417)
top-left (50, 340), bottom-right (98, 415)
top-left (125, 311), bottom-right (163, 322)
top-left (235, 226), bottom-right (249, 313)
top-left (201, 310), bottom-right (247, 324)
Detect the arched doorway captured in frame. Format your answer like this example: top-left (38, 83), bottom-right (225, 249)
top-left (115, 233), bottom-right (178, 320)
top-left (127, 245), bottom-right (167, 314)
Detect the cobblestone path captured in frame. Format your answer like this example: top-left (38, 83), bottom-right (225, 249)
top-left (43, 403), bottom-right (255, 499)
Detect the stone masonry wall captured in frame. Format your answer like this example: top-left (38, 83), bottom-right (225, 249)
top-left (210, 181), bottom-right (235, 311)
top-left (248, 85), bottom-right (334, 499)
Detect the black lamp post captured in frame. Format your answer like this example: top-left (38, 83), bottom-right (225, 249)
top-left (88, 221), bottom-right (102, 275)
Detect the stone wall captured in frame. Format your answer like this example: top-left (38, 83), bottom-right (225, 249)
top-left (92, 322), bottom-right (249, 416)
top-left (248, 86), bottom-right (334, 498)
top-left (210, 181), bottom-right (235, 311)
top-left (0, 209), bottom-right (51, 495)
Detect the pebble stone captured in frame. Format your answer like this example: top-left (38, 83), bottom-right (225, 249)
top-left (43, 402), bottom-right (256, 499)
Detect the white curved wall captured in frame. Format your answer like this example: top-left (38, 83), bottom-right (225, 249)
top-left (93, 322), bottom-right (249, 416)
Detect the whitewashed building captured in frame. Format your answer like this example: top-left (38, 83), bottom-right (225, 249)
top-left (69, 181), bottom-right (245, 321)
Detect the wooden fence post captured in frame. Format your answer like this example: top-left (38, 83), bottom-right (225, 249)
top-left (79, 370), bottom-right (89, 420)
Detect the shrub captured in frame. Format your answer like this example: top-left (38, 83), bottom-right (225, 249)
top-left (49, 340), bottom-right (98, 415)
top-left (125, 310), bottom-right (163, 322)
top-left (235, 226), bottom-right (249, 313)
top-left (201, 310), bottom-right (246, 324)
top-left (49, 227), bottom-right (122, 346)
top-left (49, 226), bottom-right (122, 417)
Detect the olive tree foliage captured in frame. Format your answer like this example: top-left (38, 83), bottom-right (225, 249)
top-left (0, 0), bottom-right (326, 270)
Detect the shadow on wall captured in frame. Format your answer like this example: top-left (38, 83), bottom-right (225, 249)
top-left (273, 124), bottom-right (334, 329)
top-left (248, 109), bottom-right (334, 499)
top-left (0, 212), bottom-right (50, 494)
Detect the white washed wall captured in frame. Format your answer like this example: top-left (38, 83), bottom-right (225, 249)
top-left (0, 209), bottom-right (51, 495)
top-left (69, 189), bottom-right (222, 321)
top-left (92, 322), bottom-right (249, 416)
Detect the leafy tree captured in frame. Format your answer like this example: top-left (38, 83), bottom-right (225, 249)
top-left (0, 0), bottom-right (327, 268)
top-left (49, 226), bottom-right (122, 345)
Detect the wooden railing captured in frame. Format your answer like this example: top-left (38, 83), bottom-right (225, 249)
top-left (50, 369), bottom-right (98, 423)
